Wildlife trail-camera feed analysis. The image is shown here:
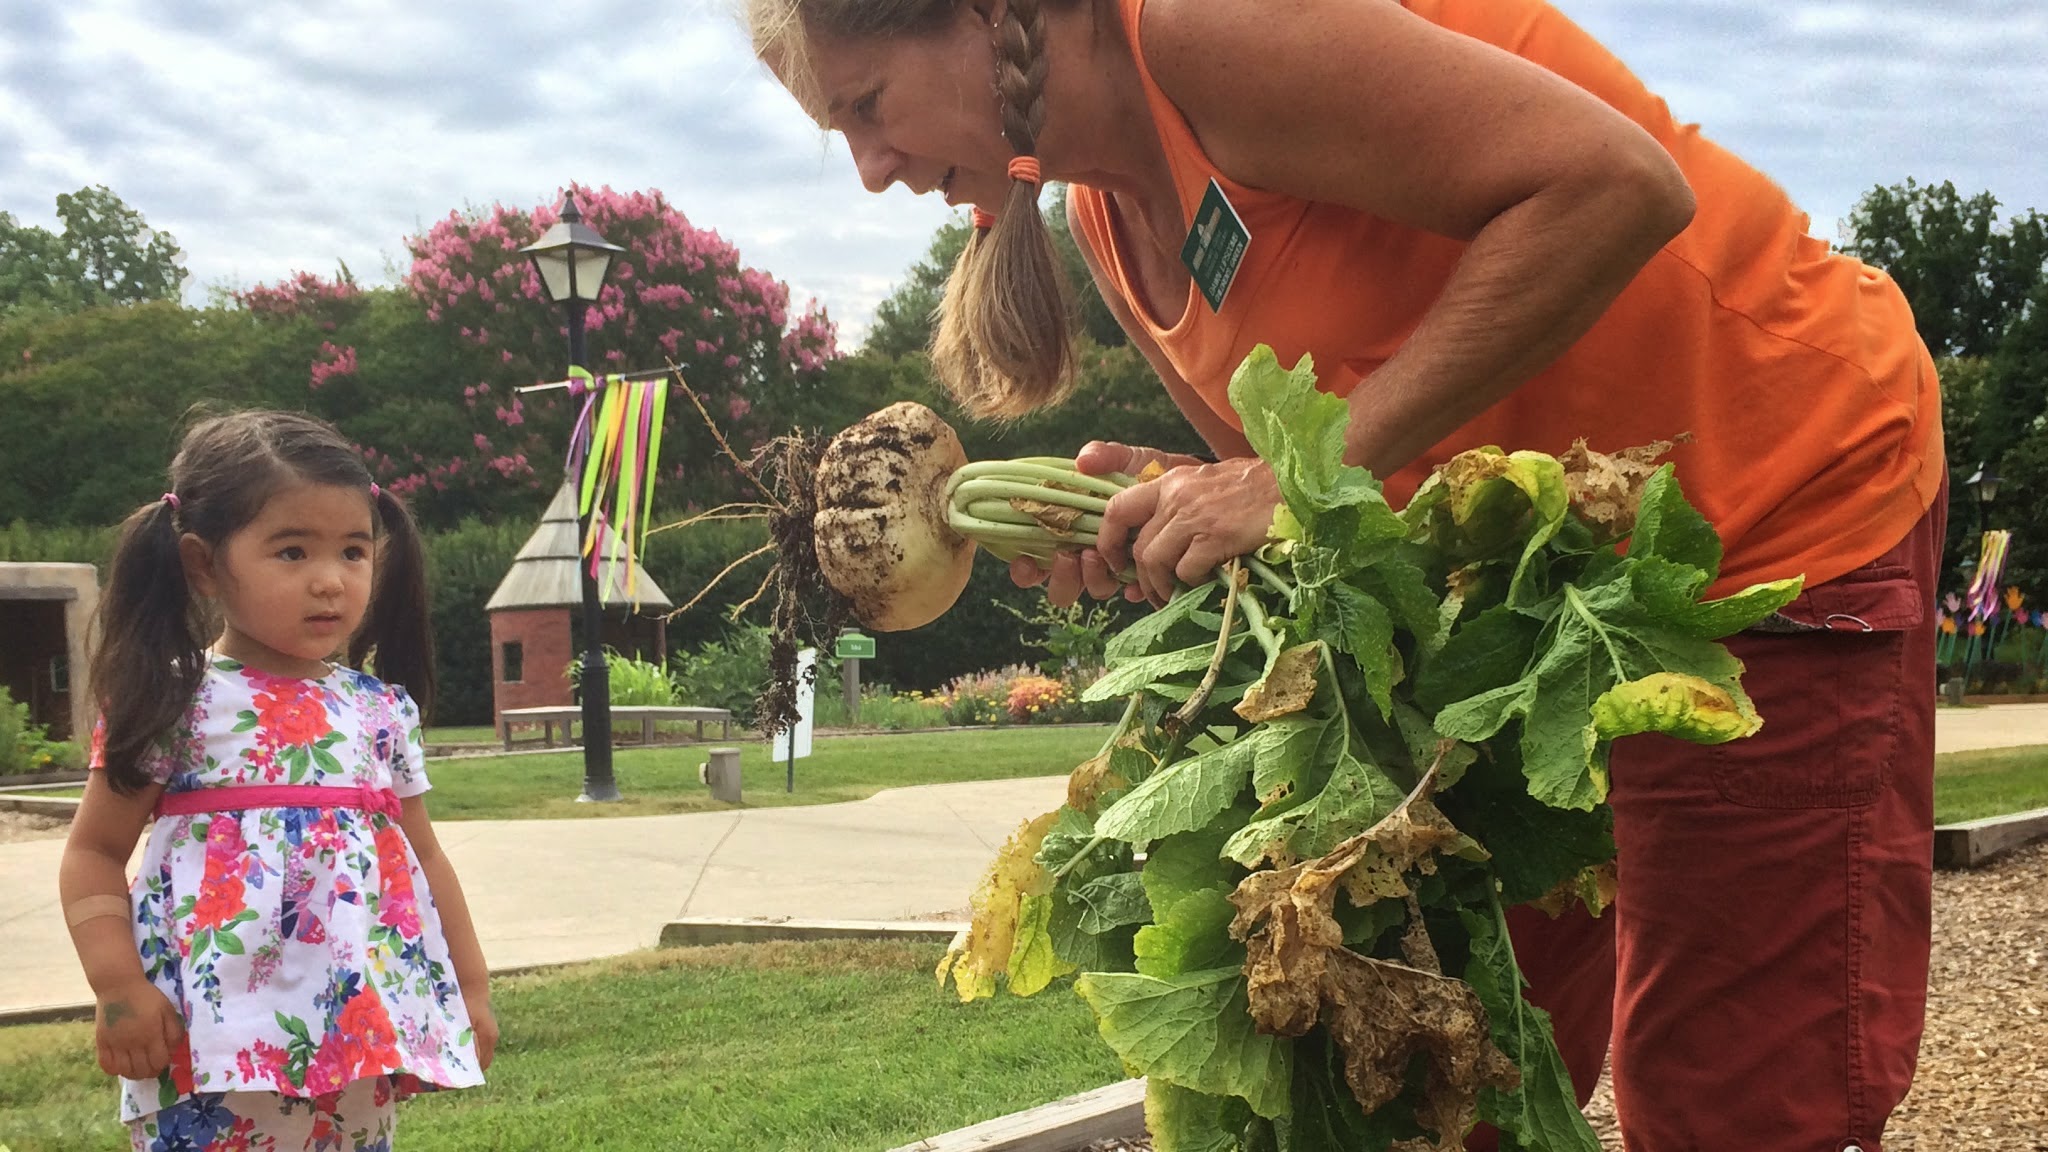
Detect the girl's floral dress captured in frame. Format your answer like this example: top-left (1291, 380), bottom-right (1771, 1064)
top-left (98, 657), bottom-right (484, 1123)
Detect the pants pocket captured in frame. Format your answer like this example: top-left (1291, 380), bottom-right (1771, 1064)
top-left (1709, 628), bottom-right (1905, 808)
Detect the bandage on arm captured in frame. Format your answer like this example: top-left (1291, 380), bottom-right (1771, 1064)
top-left (65, 893), bottom-right (132, 927)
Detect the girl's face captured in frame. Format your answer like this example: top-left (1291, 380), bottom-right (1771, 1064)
top-left (182, 482), bottom-right (376, 678)
top-left (792, 7), bottom-right (1015, 209)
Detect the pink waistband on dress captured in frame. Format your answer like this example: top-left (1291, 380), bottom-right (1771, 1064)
top-left (155, 784), bottom-right (402, 821)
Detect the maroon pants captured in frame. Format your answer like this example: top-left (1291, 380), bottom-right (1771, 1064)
top-left (1475, 492), bottom-right (1942, 1152)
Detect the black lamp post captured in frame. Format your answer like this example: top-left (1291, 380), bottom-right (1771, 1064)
top-left (522, 193), bottom-right (627, 803)
top-left (1966, 460), bottom-right (2002, 542)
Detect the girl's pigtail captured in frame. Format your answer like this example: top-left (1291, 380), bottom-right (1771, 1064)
top-left (352, 486), bottom-right (437, 718)
top-left (91, 499), bottom-right (204, 795)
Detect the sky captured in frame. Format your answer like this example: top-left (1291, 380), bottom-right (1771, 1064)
top-left (1, 0), bottom-right (2043, 349)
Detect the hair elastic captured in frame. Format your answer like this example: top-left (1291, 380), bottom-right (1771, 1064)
top-left (1006, 156), bottom-right (1041, 186)
top-left (160, 492), bottom-right (181, 512)
top-left (369, 482), bottom-right (382, 499)
top-left (971, 206), bottom-right (997, 230)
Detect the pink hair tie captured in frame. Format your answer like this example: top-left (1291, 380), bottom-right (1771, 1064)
top-left (369, 482), bottom-right (382, 499)
top-left (971, 206), bottom-right (996, 230)
top-left (160, 492), bottom-right (181, 512)
top-left (1006, 155), bottom-right (1041, 186)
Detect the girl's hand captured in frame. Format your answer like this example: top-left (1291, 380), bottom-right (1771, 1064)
top-left (468, 997), bottom-right (500, 1071)
top-left (1009, 442), bottom-right (1215, 606)
top-left (95, 978), bottom-right (184, 1081)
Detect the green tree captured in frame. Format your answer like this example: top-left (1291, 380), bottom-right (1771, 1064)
top-left (1840, 178), bottom-right (2048, 360)
top-left (0, 186), bottom-right (185, 314)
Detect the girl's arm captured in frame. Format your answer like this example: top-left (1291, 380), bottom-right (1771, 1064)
top-left (399, 796), bottom-right (497, 1070)
top-left (58, 772), bottom-right (184, 1080)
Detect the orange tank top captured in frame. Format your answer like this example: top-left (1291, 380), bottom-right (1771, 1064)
top-left (1070, 0), bottom-right (1944, 596)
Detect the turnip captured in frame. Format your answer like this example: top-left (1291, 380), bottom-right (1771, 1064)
top-left (659, 391), bottom-right (1139, 734)
top-left (810, 400), bottom-right (1139, 631)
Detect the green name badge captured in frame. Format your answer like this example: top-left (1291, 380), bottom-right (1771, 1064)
top-left (1180, 178), bottom-right (1250, 313)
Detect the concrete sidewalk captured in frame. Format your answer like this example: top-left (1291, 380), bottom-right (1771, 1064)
top-left (5, 702), bottom-right (2047, 1019)
top-left (0, 775), bottom-right (1066, 1019)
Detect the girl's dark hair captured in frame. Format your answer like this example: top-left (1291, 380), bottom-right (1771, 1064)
top-left (92, 410), bottom-right (436, 794)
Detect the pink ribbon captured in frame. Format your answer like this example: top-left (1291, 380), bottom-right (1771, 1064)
top-left (156, 784), bottom-right (401, 821)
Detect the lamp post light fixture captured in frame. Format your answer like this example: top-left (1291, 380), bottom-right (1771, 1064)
top-left (521, 193), bottom-right (627, 803)
top-left (1965, 461), bottom-right (2002, 542)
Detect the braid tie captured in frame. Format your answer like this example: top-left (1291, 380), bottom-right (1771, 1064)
top-left (1006, 156), bottom-right (1041, 186)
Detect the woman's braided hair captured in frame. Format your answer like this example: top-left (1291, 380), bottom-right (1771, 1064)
top-left (753, 0), bottom-right (1076, 418)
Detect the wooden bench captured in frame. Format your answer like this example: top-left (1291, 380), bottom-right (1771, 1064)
top-left (497, 705), bottom-right (734, 750)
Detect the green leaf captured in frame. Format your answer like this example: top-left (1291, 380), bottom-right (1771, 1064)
top-left (1147, 1079), bottom-right (1254, 1152)
top-left (1087, 638), bottom-right (1241, 703)
top-left (1224, 742), bottom-right (1407, 867)
top-left (1097, 737), bottom-right (1261, 845)
top-left (1627, 464), bottom-right (1721, 577)
top-left (1106, 581), bottom-right (1221, 662)
top-left (1435, 747), bottom-right (1614, 907)
top-left (1317, 583), bottom-right (1395, 718)
top-left (1350, 554), bottom-right (1443, 650)
top-left (1072, 872), bottom-right (1153, 934)
top-left (1460, 905), bottom-right (1602, 1152)
top-left (1076, 967), bottom-right (1293, 1119)
top-left (1135, 823), bottom-right (1245, 979)
top-left (1632, 557), bottom-right (1803, 639)
top-left (1226, 346), bottom-right (1405, 555)
top-left (276, 1011), bottom-right (312, 1044)
top-left (1414, 604), bottom-right (1544, 715)
top-left (211, 928), bottom-right (244, 956)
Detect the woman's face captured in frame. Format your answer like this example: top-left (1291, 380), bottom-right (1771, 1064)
top-left (787, 6), bottom-right (1016, 209)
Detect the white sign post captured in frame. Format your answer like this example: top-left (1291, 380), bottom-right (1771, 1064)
top-left (771, 647), bottom-right (816, 791)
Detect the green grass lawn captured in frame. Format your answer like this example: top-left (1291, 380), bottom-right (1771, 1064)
top-left (1929, 746), bottom-right (2048, 823)
top-left (0, 940), bottom-right (1124, 1152)
top-left (418, 725), bottom-right (1111, 820)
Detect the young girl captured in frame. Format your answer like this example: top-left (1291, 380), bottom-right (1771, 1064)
top-left (58, 410), bottom-right (494, 1152)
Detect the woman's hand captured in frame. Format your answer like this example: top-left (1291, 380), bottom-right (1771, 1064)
top-left (1010, 442), bottom-right (1279, 606)
top-left (95, 978), bottom-right (184, 1081)
top-left (468, 995), bottom-right (500, 1071)
top-left (1009, 442), bottom-right (1215, 606)
top-left (1096, 455), bottom-right (1281, 605)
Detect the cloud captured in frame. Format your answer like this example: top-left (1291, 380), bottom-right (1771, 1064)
top-left (0, 0), bottom-right (2040, 347)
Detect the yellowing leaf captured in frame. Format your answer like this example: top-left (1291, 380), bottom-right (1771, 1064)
top-left (1068, 733), bottom-right (1146, 813)
top-left (1005, 892), bottom-right (1075, 996)
top-left (1531, 860), bottom-right (1619, 920)
top-left (1592, 671), bottom-right (1760, 744)
top-left (1234, 642), bottom-right (1322, 723)
top-left (937, 809), bottom-right (1061, 1002)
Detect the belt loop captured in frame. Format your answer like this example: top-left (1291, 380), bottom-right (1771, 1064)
top-left (1825, 613), bottom-right (1874, 633)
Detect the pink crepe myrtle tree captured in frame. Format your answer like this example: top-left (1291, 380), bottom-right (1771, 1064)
top-left (401, 183), bottom-right (838, 507)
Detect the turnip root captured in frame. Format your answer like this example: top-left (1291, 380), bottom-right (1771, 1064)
top-left (811, 402), bottom-right (1138, 631)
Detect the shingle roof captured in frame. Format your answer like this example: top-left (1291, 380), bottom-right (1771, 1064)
top-left (484, 481), bottom-right (673, 612)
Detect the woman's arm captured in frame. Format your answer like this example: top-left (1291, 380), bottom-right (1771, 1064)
top-left (1142, 0), bottom-right (1695, 474)
top-left (400, 797), bottom-right (497, 1069)
top-left (59, 772), bottom-right (184, 1080)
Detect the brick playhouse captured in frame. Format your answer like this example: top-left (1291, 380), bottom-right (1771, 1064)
top-left (484, 482), bottom-right (673, 725)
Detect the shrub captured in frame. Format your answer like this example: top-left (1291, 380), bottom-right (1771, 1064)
top-left (1006, 674), bottom-right (1071, 723)
top-left (670, 624), bottom-right (776, 727)
top-left (566, 649), bottom-right (682, 706)
top-left (0, 686), bottom-right (83, 776)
